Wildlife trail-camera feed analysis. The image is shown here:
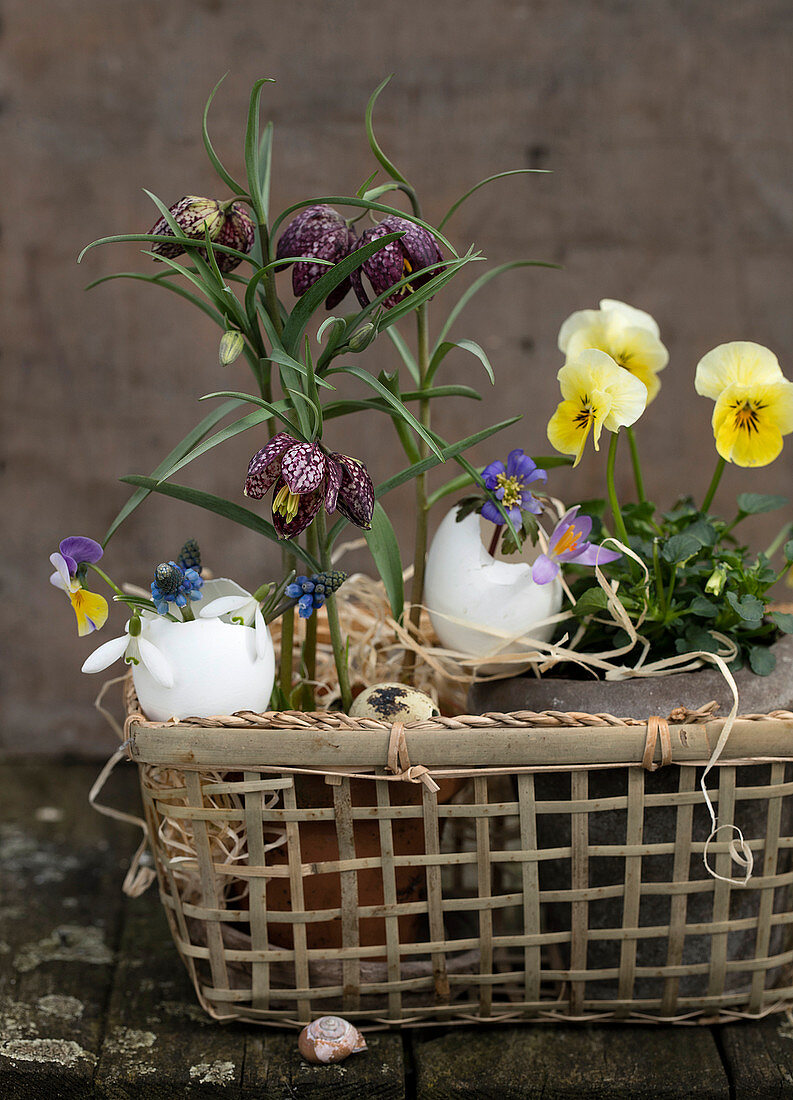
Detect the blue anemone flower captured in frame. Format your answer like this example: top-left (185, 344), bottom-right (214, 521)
top-left (480, 449), bottom-right (547, 526)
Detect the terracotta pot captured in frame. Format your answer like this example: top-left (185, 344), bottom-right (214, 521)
top-left (265, 773), bottom-right (463, 950)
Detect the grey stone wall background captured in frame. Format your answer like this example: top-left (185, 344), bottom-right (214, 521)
top-left (4, 0), bottom-right (793, 756)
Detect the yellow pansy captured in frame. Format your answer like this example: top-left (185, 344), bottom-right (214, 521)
top-left (695, 342), bottom-right (793, 467)
top-left (558, 298), bottom-right (668, 403)
top-left (547, 348), bottom-right (649, 466)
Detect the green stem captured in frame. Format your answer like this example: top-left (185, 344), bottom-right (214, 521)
top-left (701, 456), bottom-right (726, 514)
top-left (315, 510), bottom-right (352, 711)
top-left (279, 548), bottom-right (296, 701)
top-left (86, 563), bottom-right (124, 597)
top-left (257, 223), bottom-right (283, 339)
top-left (180, 601), bottom-right (195, 622)
top-left (301, 526), bottom-right (319, 710)
top-left (625, 427), bottom-right (646, 504)
top-left (606, 432), bottom-right (630, 546)
top-left (402, 301), bottom-right (431, 682)
top-left (652, 538), bottom-right (668, 619)
top-left (765, 522), bottom-right (793, 560)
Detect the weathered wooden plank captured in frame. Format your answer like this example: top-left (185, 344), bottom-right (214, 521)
top-left (93, 892), bottom-right (246, 1099)
top-left (411, 1025), bottom-right (730, 1099)
top-left (129, 720), bottom-right (793, 772)
top-left (719, 1016), bottom-right (793, 1098)
top-left (241, 1030), bottom-right (405, 1099)
top-left (0, 761), bottom-right (138, 1099)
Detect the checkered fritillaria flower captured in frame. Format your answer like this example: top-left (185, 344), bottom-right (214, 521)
top-left (244, 432), bottom-right (374, 539)
top-left (350, 215), bottom-right (444, 309)
top-left (208, 201), bottom-right (255, 273)
top-left (275, 205), bottom-right (357, 309)
top-left (147, 196), bottom-right (226, 259)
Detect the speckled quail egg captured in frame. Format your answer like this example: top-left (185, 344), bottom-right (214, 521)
top-left (349, 682), bottom-right (439, 721)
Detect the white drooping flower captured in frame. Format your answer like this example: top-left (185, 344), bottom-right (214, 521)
top-left (198, 578), bottom-right (270, 659)
top-left (81, 617), bottom-right (173, 687)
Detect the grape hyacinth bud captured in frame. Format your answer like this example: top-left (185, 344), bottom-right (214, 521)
top-left (151, 560), bottom-right (204, 616)
top-left (177, 539), bottom-right (202, 575)
top-left (285, 571), bottom-right (348, 619)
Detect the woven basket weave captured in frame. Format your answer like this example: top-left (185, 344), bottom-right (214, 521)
top-left (123, 682), bottom-right (793, 1028)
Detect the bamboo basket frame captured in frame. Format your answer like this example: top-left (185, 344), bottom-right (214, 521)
top-left (123, 686), bottom-right (793, 1029)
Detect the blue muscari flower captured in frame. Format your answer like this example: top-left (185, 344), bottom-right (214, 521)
top-left (285, 571), bottom-right (346, 619)
top-left (150, 561), bottom-right (204, 616)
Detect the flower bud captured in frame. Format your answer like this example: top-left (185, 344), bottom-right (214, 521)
top-left (147, 196), bottom-right (225, 259)
top-left (219, 330), bottom-right (245, 366)
top-left (128, 613), bottom-right (142, 637)
top-left (210, 202), bottom-right (255, 273)
top-left (705, 563), bottom-right (728, 596)
top-left (346, 323), bottom-right (377, 353)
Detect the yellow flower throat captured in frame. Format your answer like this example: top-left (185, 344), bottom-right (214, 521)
top-left (554, 526), bottom-right (582, 556)
top-left (273, 483), bottom-right (301, 522)
top-left (731, 399), bottom-right (764, 435)
top-left (495, 473), bottom-right (523, 509)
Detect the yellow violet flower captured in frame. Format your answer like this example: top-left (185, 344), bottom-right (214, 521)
top-left (50, 550), bottom-right (109, 636)
top-left (695, 342), bottom-right (793, 467)
top-left (547, 348), bottom-right (649, 466)
top-left (558, 298), bottom-right (668, 403)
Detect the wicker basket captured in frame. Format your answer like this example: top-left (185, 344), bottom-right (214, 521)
top-left (122, 685), bottom-right (793, 1028)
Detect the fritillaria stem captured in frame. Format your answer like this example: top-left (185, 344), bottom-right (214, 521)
top-left (402, 302), bottom-right (431, 682)
top-left (279, 549), bottom-right (296, 702)
top-left (315, 510), bottom-right (352, 712)
top-left (301, 525), bottom-right (319, 710)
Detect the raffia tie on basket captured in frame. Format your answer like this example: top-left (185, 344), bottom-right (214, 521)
top-left (386, 722), bottom-right (440, 793)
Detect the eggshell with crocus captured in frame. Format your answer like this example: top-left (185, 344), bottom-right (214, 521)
top-left (132, 581), bottom-right (275, 721)
top-left (424, 508), bottom-right (563, 662)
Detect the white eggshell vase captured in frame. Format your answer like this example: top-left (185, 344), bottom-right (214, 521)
top-left (133, 613), bottom-right (275, 723)
top-left (424, 508), bottom-right (563, 662)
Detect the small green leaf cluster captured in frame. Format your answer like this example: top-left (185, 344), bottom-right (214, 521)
top-left (566, 493), bottom-right (793, 676)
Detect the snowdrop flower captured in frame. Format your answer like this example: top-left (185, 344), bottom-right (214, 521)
top-left (199, 579), bottom-right (270, 659)
top-left (81, 614), bottom-right (173, 686)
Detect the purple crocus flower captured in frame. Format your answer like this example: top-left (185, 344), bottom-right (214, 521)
top-left (532, 507), bottom-right (621, 585)
top-left (244, 432), bottom-right (374, 539)
top-left (350, 215), bottom-right (444, 310)
top-left (276, 205), bottom-right (357, 309)
top-left (481, 450), bottom-right (547, 526)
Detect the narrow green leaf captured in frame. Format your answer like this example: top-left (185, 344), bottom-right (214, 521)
top-left (434, 260), bottom-right (559, 350)
top-left (326, 364), bottom-right (443, 458)
top-left (368, 254), bottom-right (481, 334)
top-left (102, 398), bottom-right (243, 546)
top-left (375, 416), bottom-right (521, 498)
top-left (244, 78), bottom-right (275, 223)
top-left (267, 347), bottom-right (334, 389)
top-left (426, 471), bottom-right (479, 509)
top-left (281, 232), bottom-right (404, 355)
top-left (77, 232), bottom-right (254, 269)
top-left (401, 384), bottom-right (482, 402)
top-left (202, 74), bottom-right (245, 194)
top-left (364, 503), bottom-right (404, 622)
top-left (427, 337), bottom-right (495, 386)
top-left (438, 169), bottom-right (550, 230)
top-left (199, 389), bottom-right (306, 440)
top-left (364, 75), bottom-right (408, 185)
top-left (356, 169), bottom-right (379, 197)
top-left (258, 121), bottom-right (274, 223)
top-left (120, 476), bottom-right (321, 573)
top-left (156, 407), bottom-right (281, 483)
top-left (386, 327), bottom-right (419, 384)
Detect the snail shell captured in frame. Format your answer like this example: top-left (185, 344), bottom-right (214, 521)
top-left (349, 682), bottom-right (439, 722)
top-left (297, 1015), bottom-right (367, 1064)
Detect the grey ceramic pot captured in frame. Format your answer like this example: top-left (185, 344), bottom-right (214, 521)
top-left (467, 636), bottom-right (793, 1003)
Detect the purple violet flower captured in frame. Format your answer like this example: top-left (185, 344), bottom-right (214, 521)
top-left (350, 215), bottom-right (444, 310)
top-left (54, 535), bottom-right (104, 576)
top-left (244, 432), bottom-right (374, 539)
top-left (532, 507), bottom-right (621, 585)
top-left (276, 205), bottom-right (357, 309)
top-left (481, 450), bottom-right (547, 526)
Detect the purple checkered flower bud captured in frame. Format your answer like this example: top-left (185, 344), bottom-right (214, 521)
top-left (276, 205), bottom-right (357, 309)
top-left (208, 201), bottom-right (255, 273)
top-left (350, 215), bottom-right (444, 310)
top-left (147, 196), bottom-right (225, 260)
